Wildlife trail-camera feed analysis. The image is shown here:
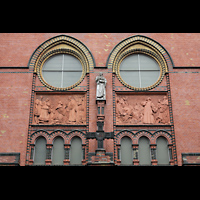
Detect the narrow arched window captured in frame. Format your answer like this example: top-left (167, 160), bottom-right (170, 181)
top-left (70, 137), bottom-right (82, 165)
top-left (121, 136), bottom-right (133, 165)
top-left (52, 137), bottom-right (64, 165)
top-left (139, 136), bottom-right (151, 165)
top-left (34, 137), bottom-right (46, 165)
top-left (156, 137), bottom-right (169, 165)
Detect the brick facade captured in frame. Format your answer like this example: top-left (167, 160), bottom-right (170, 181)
top-left (0, 33), bottom-right (199, 166)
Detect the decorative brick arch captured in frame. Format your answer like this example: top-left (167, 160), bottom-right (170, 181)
top-left (107, 34), bottom-right (174, 71)
top-left (50, 130), bottom-right (68, 144)
top-left (28, 34), bottom-right (95, 91)
top-left (30, 130), bottom-right (49, 144)
top-left (107, 34), bottom-right (175, 91)
top-left (135, 130), bottom-right (153, 143)
top-left (28, 34), bottom-right (95, 73)
top-left (68, 130), bottom-right (86, 145)
top-left (153, 130), bottom-right (172, 144)
top-left (115, 130), bottom-right (135, 144)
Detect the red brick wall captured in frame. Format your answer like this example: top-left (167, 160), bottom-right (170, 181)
top-left (1, 33), bottom-right (199, 67)
top-left (0, 72), bottom-right (32, 165)
top-left (0, 33), bottom-right (200, 165)
top-left (169, 69), bottom-right (200, 165)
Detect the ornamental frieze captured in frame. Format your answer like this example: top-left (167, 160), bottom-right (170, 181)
top-left (33, 94), bottom-right (86, 125)
top-left (116, 94), bottom-right (170, 125)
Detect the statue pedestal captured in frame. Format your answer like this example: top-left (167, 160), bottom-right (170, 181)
top-left (96, 99), bottom-right (106, 104)
top-left (87, 73), bottom-right (114, 165)
top-left (87, 148), bottom-right (114, 166)
top-left (86, 131), bottom-right (115, 166)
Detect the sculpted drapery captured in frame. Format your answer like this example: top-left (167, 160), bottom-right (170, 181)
top-left (96, 72), bottom-right (107, 100)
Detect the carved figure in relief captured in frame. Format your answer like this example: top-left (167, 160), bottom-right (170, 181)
top-left (142, 97), bottom-right (157, 124)
top-left (34, 98), bottom-right (42, 124)
top-left (156, 96), bottom-right (170, 124)
top-left (76, 96), bottom-right (86, 124)
top-left (33, 95), bottom-right (86, 125)
top-left (54, 101), bottom-right (66, 124)
top-left (116, 97), bottom-right (132, 123)
top-left (68, 97), bottom-right (77, 122)
top-left (116, 95), bottom-right (170, 125)
top-left (34, 96), bottom-right (51, 124)
top-left (116, 97), bottom-right (130, 123)
top-left (39, 98), bottom-right (51, 123)
top-left (96, 72), bottom-right (107, 100)
top-left (132, 103), bottom-right (144, 123)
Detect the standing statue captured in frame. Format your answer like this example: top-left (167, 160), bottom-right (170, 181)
top-left (96, 72), bottom-right (107, 100)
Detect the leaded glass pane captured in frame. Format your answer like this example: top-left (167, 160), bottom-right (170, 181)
top-left (34, 137), bottom-right (46, 165)
top-left (52, 137), bottom-right (64, 165)
top-left (139, 137), bottom-right (151, 165)
top-left (70, 137), bottom-right (82, 165)
top-left (157, 137), bottom-right (169, 165)
top-left (121, 137), bottom-right (133, 165)
top-left (41, 54), bottom-right (83, 88)
top-left (119, 54), bottom-right (161, 88)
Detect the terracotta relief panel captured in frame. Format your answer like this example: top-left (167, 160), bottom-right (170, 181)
top-left (33, 93), bottom-right (86, 125)
top-left (116, 94), bottom-right (170, 125)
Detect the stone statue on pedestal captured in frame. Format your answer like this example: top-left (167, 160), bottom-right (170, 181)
top-left (96, 72), bottom-right (107, 100)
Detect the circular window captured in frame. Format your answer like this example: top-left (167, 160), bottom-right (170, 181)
top-left (41, 54), bottom-right (83, 89)
top-left (119, 54), bottom-right (161, 89)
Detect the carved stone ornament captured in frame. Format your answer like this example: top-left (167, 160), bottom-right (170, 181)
top-left (96, 72), bottom-right (107, 100)
top-left (33, 94), bottom-right (86, 125)
top-left (116, 94), bottom-right (170, 125)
